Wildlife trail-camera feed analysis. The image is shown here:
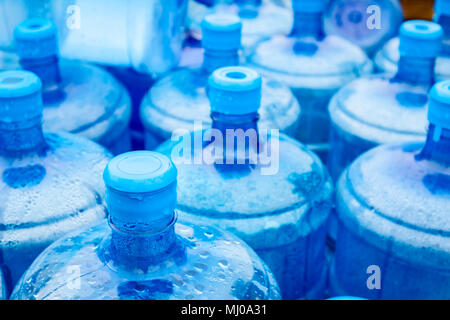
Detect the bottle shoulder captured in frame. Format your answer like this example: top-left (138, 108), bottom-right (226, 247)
top-left (248, 34), bottom-right (373, 89)
top-left (158, 131), bottom-right (332, 221)
top-left (42, 60), bottom-right (132, 139)
top-left (140, 67), bottom-right (300, 134)
top-left (329, 75), bottom-right (429, 144)
top-left (337, 142), bottom-right (450, 267)
top-left (0, 132), bottom-right (110, 236)
top-left (12, 220), bottom-right (280, 300)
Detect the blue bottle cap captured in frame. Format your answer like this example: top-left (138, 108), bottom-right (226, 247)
top-left (0, 70), bottom-right (43, 123)
top-left (435, 0), bottom-right (450, 16)
top-left (428, 80), bottom-right (450, 130)
top-left (399, 20), bottom-right (443, 59)
top-left (104, 151), bottom-right (177, 194)
top-left (14, 18), bottom-right (58, 60)
top-left (201, 14), bottom-right (242, 51)
top-left (292, 0), bottom-right (326, 13)
top-left (208, 66), bottom-right (262, 115)
top-left (104, 151), bottom-right (178, 232)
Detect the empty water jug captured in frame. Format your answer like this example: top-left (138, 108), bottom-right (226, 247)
top-left (248, 0), bottom-right (372, 161)
top-left (0, 0), bottom-right (187, 74)
top-left (14, 18), bottom-right (132, 155)
top-left (324, 0), bottom-right (403, 55)
top-left (158, 66), bottom-right (333, 300)
top-left (374, 0), bottom-right (450, 81)
top-left (328, 20), bottom-right (443, 182)
top-left (11, 151), bottom-right (281, 300)
top-left (329, 80), bottom-right (450, 299)
top-left (141, 14), bottom-right (300, 150)
top-left (0, 70), bottom-right (111, 295)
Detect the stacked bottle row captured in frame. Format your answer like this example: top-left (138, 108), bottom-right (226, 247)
top-left (0, 0), bottom-right (448, 300)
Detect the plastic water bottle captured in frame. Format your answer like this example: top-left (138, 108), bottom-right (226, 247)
top-left (0, 70), bottom-right (111, 295)
top-left (14, 18), bottom-right (132, 155)
top-left (328, 20), bottom-right (443, 182)
top-left (11, 151), bottom-right (281, 300)
top-left (324, 0), bottom-right (403, 55)
top-left (141, 14), bottom-right (300, 150)
top-left (186, 0), bottom-right (292, 52)
top-left (0, 49), bottom-right (19, 70)
top-left (157, 66), bottom-right (333, 300)
top-left (247, 0), bottom-right (372, 161)
top-left (0, 0), bottom-right (187, 75)
top-left (374, 0), bottom-right (450, 81)
top-left (329, 80), bottom-right (450, 299)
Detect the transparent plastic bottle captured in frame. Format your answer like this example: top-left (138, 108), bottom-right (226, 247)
top-left (247, 0), bottom-right (373, 161)
top-left (374, 0), bottom-right (450, 81)
top-left (141, 14), bottom-right (300, 150)
top-left (329, 80), bottom-right (450, 299)
top-left (328, 20), bottom-right (443, 182)
top-left (14, 18), bottom-right (132, 155)
top-left (0, 0), bottom-right (187, 75)
top-left (157, 66), bottom-right (333, 300)
top-left (0, 70), bottom-right (111, 295)
top-left (186, 0), bottom-right (292, 52)
top-left (324, 0), bottom-right (403, 55)
top-left (11, 151), bottom-right (281, 300)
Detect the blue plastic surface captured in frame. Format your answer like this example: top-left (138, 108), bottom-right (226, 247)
top-left (14, 19), bottom-right (132, 155)
top-left (329, 81), bottom-right (450, 299)
top-left (11, 151), bottom-right (281, 300)
top-left (375, 0), bottom-right (450, 81)
top-left (248, 0), bottom-right (372, 161)
top-left (292, 0), bottom-right (325, 13)
top-left (0, 70), bottom-right (111, 296)
top-left (157, 66), bottom-right (333, 300)
top-left (328, 20), bottom-right (443, 181)
top-left (141, 13), bottom-right (300, 150)
top-left (186, 0), bottom-right (293, 52)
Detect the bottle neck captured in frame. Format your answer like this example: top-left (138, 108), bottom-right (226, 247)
top-left (416, 124), bottom-right (450, 166)
top-left (109, 215), bottom-right (179, 270)
top-left (202, 49), bottom-right (239, 74)
top-left (291, 12), bottom-right (324, 39)
top-left (393, 56), bottom-right (436, 87)
top-left (210, 112), bottom-right (260, 169)
top-left (235, 0), bottom-right (262, 5)
top-left (0, 119), bottom-right (47, 157)
top-left (107, 186), bottom-right (179, 269)
top-left (19, 55), bottom-right (64, 104)
top-left (438, 14), bottom-right (450, 57)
